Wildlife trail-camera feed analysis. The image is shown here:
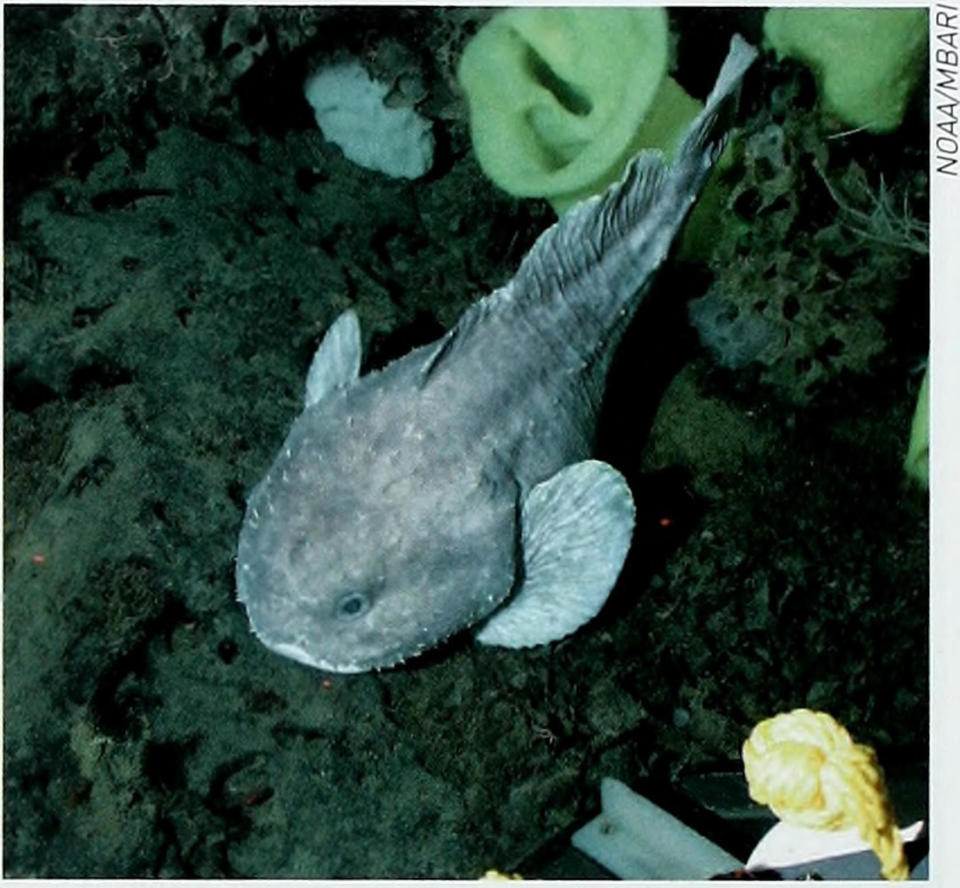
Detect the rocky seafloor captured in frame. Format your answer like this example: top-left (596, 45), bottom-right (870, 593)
top-left (4, 6), bottom-right (927, 877)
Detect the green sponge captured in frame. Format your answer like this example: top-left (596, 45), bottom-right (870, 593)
top-left (457, 8), bottom-right (702, 213)
top-left (763, 8), bottom-right (927, 133)
top-left (904, 367), bottom-right (928, 488)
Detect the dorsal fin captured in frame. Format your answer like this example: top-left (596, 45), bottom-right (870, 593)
top-left (418, 323), bottom-right (460, 380)
top-left (417, 294), bottom-right (502, 382)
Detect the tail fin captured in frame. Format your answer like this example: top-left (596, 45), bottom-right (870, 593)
top-left (672, 33), bottom-right (758, 181)
top-left (513, 34), bottom-right (757, 306)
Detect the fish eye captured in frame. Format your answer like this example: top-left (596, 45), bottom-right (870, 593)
top-left (335, 591), bottom-right (370, 620)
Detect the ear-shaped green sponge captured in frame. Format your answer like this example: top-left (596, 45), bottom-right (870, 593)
top-left (457, 8), bottom-right (701, 213)
top-left (763, 8), bottom-right (927, 133)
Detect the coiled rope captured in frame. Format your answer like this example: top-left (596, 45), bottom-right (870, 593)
top-left (742, 708), bottom-right (908, 880)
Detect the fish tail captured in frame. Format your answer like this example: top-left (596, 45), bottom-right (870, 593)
top-left (609, 33), bottom-right (759, 293)
top-left (512, 34), bottom-right (757, 318)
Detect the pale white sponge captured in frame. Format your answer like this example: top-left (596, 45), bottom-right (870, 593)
top-left (304, 60), bottom-right (434, 180)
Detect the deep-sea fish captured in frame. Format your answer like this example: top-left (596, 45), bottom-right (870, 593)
top-left (236, 36), bottom-right (757, 673)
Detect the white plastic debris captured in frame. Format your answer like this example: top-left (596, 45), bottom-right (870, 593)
top-left (747, 818), bottom-right (926, 879)
top-left (571, 777), bottom-right (743, 879)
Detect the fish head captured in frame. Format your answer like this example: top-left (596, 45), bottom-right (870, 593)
top-left (235, 406), bottom-right (519, 673)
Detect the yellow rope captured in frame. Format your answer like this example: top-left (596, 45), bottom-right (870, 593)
top-left (742, 708), bottom-right (908, 880)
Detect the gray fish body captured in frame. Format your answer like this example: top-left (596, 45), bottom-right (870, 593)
top-left (237, 37), bottom-right (757, 672)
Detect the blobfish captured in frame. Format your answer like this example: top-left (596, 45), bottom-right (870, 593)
top-left (236, 36), bottom-right (757, 673)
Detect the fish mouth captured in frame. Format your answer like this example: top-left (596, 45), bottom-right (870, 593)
top-left (266, 639), bottom-right (417, 674)
top-left (267, 642), bottom-right (351, 672)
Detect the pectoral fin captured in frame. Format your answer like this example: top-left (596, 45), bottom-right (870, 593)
top-left (475, 459), bottom-right (635, 648)
top-left (304, 309), bottom-right (361, 407)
